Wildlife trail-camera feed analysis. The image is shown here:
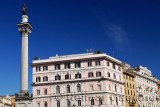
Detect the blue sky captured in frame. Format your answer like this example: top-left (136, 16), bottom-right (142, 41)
top-left (0, 0), bottom-right (160, 95)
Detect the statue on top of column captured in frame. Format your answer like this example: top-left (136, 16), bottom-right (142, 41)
top-left (22, 4), bottom-right (28, 15)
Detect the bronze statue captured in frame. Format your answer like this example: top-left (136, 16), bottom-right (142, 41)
top-left (22, 4), bottom-right (28, 15)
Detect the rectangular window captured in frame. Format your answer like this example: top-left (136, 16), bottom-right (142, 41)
top-left (112, 63), bottom-right (116, 69)
top-left (55, 64), bottom-right (60, 70)
top-left (36, 67), bottom-right (41, 71)
top-left (109, 85), bottom-right (111, 91)
top-left (44, 89), bottom-right (47, 95)
top-left (107, 61), bottom-right (110, 66)
top-left (88, 61), bottom-right (92, 67)
top-left (65, 63), bottom-right (70, 69)
top-left (37, 90), bottom-right (40, 95)
top-left (75, 62), bottom-right (81, 68)
top-left (43, 66), bottom-right (48, 71)
top-left (96, 61), bottom-right (101, 66)
top-left (90, 85), bottom-right (94, 91)
top-left (98, 85), bottom-right (101, 90)
top-left (118, 67), bottom-right (121, 71)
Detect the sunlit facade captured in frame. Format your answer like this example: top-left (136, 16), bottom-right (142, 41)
top-left (31, 53), bottom-right (125, 107)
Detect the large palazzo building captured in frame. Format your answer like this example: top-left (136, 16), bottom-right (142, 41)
top-left (31, 53), bottom-right (125, 107)
top-left (132, 66), bottom-right (159, 107)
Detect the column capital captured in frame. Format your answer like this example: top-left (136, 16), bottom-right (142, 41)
top-left (17, 23), bottom-right (32, 35)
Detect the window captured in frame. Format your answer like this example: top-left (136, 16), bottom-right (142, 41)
top-left (127, 83), bottom-right (128, 87)
top-left (44, 89), bottom-right (47, 95)
top-left (65, 63), bottom-right (70, 69)
top-left (43, 76), bottom-right (48, 81)
top-left (77, 84), bottom-right (81, 92)
top-left (37, 103), bottom-right (40, 107)
top-left (65, 73), bottom-right (71, 80)
top-left (115, 84), bottom-right (117, 92)
top-left (96, 61), bottom-right (101, 66)
top-left (119, 75), bottom-right (121, 81)
top-left (133, 85), bottom-right (135, 89)
top-left (36, 67), bottom-right (41, 71)
top-left (75, 73), bottom-right (81, 79)
top-left (98, 85), bottom-right (101, 90)
top-left (109, 84), bottom-right (111, 91)
top-left (67, 100), bottom-right (71, 107)
top-left (128, 90), bottom-right (129, 95)
top-left (118, 67), bottom-right (121, 71)
top-left (131, 90), bottom-right (132, 95)
top-left (67, 85), bottom-right (70, 93)
top-left (56, 86), bottom-right (60, 94)
top-left (116, 97), bottom-right (118, 105)
top-left (99, 98), bottom-right (103, 105)
top-left (96, 71), bottom-right (101, 77)
top-left (88, 72), bottom-right (93, 77)
top-left (37, 90), bottom-right (40, 95)
top-left (112, 63), bottom-right (116, 69)
top-left (107, 62), bottom-right (110, 66)
top-left (130, 84), bottom-right (132, 88)
top-left (78, 100), bottom-right (81, 106)
top-left (55, 74), bottom-right (61, 80)
top-left (108, 72), bottom-right (110, 77)
top-left (110, 97), bottom-right (112, 105)
top-left (90, 85), bottom-right (94, 91)
top-left (91, 98), bottom-right (94, 105)
top-left (44, 102), bottom-right (48, 107)
top-left (113, 73), bottom-right (116, 79)
top-left (75, 62), bottom-right (81, 68)
top-left (88, 61), bottom-right (92, 67)
top-left (43, 66), bottom-right (48, 71)
top-left (36, 77), bottom-right (41, 82)
top-left (120, 87), bottom-right (122, 93)
top-left (57, 101), bottom-right (60, 107)
top-left (55, 64), bottom-right (60, 70)
top-left (123, 74), bottom-right (125, 79)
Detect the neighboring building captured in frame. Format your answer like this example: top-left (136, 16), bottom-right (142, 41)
top-left (0, 95), bottom-right (12, 107)
top-left (158, 82), bottom-right (160, 96)
top-left (122, 63), bottom-right (137, 107)
top-left (7, 95), bottom-right (15, 107)
top-left (31, 53), bottom-right (125, 107)
top-left (132, 66), bottom-right (159, 107)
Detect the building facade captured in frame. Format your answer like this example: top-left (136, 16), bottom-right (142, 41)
top-left (31, 53), bottom-right (125, 107)
top-left (132, 66), bottom-right (159, 107)
top-left (123, 69), bottom-right (137, 107)
top-left (0, 96), bottom-right (12, 107)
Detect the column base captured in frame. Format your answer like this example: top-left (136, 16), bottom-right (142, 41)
top-left (15, 91), bottom-right (33, 107)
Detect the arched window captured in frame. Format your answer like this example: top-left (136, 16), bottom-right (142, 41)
top-left (67, 85), bottom-right (70, 93)
top-left (67, 100), bottom-right (71, 107)
top-left (43, 76), bottom-right (48, 81)
top-left (113, 73), bottom-right (116, 79)
top-left (44, 102), bottom-right (48, 107)
top-left (75, 73), bottom-right (81, 79)
top-left (96, 71), bottom-right (101, 77)
top-left (36, 77), bottom-right (41, 82)
top-left (88, 72), bottom-right (93, 77)
top-left (108, 72), bottom-right (110, 77)
top-left (91, 98), bottom-right (94, 105)
top-left (99, 98), bottom-right (103, 105)
top-left (55, 74), bottom-right (61, 80)
top-left (116, 97), bottom-right (118, 105)
top-left (78, 100), bottom-right (81, 106)
top-left (77, 84), bottom-right (81, 92)
top-left (57, 101), bottom-right (60, 107)
top-left (56, 86), bottom-right (60, 94)
top-left (115, 84), bottom-right (117, 92)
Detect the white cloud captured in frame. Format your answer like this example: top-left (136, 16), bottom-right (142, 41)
top-left (105, 24), bottom-right (129, 49)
